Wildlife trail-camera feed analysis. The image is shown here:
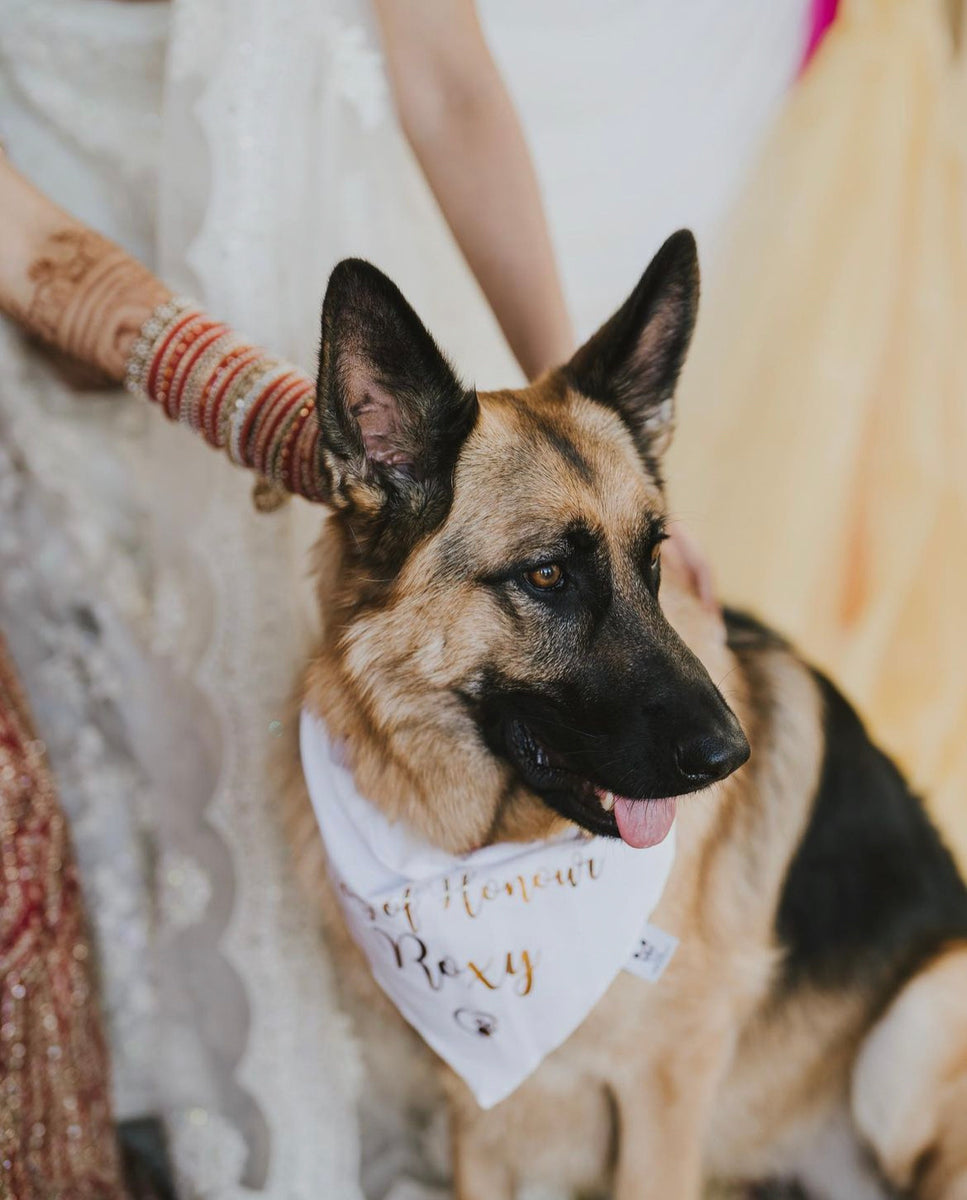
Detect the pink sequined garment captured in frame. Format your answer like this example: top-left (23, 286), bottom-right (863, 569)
top-left (0, 636), bottom-right (124, 1199)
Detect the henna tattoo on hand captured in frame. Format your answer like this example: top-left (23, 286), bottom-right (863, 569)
top-left (21, 229), bottom-right (170, 383)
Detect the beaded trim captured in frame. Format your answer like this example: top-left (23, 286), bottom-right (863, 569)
top-left (124, 298), bottom-right (326, 504)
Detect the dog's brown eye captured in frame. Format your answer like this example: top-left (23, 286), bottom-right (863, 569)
top-left (525, 563), bottom-right (564, 591)
top-left (650, 543), bottom-right (662, 569)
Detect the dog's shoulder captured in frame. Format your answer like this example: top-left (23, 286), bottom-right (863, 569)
top-left (724, 608), bottom-right (967, 1002)
top-left (780, 666), bottom-right (967, 997)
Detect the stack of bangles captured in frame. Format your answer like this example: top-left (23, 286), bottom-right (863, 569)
top-left (124, 296), bottom-right (327, 505)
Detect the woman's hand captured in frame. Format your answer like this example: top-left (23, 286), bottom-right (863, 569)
top-left (663, 523), bottom-right (719, 614)
top-left (0, 150), bottom-right (170, 383)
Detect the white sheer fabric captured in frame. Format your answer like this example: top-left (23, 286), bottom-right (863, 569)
top-left (0, 0), bottom-right (172, 1125)
top-left (0, 1), bottom-right (807, 1196)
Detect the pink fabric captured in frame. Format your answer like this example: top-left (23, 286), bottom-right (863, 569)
top-left (801, 0), bottom-right (838, 72)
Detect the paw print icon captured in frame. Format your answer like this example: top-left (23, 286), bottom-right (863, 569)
top-left (454, 1008), bottom-right (498, 1038)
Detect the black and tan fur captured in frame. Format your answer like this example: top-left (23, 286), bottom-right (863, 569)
top-left (282, 233), bottom-right (967, 1198)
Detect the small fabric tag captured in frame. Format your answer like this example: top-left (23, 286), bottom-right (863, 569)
top-left (623, 921), bottom-right (679, 983)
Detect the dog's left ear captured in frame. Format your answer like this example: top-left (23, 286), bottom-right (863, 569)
top-left (564, 229), bottom-right (699, 460)
top-left (317, 258), bottom-right (478, 562)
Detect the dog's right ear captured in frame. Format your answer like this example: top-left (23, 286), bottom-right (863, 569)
top-left (317, 259), bottom-right (478, 565)
top-left (563, 229), bottom-right (699, 463)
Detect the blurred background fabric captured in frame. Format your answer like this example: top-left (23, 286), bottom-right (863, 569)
top-left (670, 0), bottom-right (967, 865)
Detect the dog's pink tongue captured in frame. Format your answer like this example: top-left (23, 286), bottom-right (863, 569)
top-left (612, 796), bottom-right (677, 849)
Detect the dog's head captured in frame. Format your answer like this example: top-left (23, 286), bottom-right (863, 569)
top-left (313, 231), bottom-right (749, 851)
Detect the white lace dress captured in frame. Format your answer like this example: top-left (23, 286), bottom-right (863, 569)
top-left (0, 1), bottom-right (807, 1197)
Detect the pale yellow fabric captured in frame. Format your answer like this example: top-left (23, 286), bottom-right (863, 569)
top-left (670, 0), bottom-right (967, 859)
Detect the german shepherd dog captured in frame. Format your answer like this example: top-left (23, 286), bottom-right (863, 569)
top-left (284, 232), bottom-right (967, 1198)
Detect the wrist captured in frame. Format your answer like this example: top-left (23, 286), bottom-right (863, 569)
top-left (125, 298), bottom-right (325, 504)
top-left (0, 153), bottom-right (170, 382)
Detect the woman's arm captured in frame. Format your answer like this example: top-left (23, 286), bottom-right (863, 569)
top-left (0, 152), bottom-right (323, 504)
top-left (373, 0), bottom-right (574, 379)
top-left (0, 151), bottom-right (170, 382)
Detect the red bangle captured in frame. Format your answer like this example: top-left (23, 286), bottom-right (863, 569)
top-left (125, 299), bottom-right (328, 505)
top-left (170, 321), bottom-right (228, 423)
top-left (145, 310), bottom-right (196, 401)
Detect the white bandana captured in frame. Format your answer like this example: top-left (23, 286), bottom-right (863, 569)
top-left (300, 708), bottom-right (677, 1109)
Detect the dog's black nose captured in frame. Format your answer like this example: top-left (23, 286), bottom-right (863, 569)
top-left (675, 729), bottom-right (749, 786)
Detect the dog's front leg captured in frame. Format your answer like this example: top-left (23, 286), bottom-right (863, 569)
top-left (451, 1109), bottom-right (514, 1200)
top-left (611, 1091), bottom-right (705, 1200)
top-left (610, 1032), bottom-right (731, 1200)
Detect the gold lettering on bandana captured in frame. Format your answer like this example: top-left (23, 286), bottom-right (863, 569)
top-left (441, 851), bottom-right (604, 918)
top-left (381, 885), bottom-right (419, 934)
top-left (466, 950), bottom-right (539, 997)
top-left (351, 851), bottom-right (603, 1001)
top-left (369, 928), bottom-right (541, 997)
